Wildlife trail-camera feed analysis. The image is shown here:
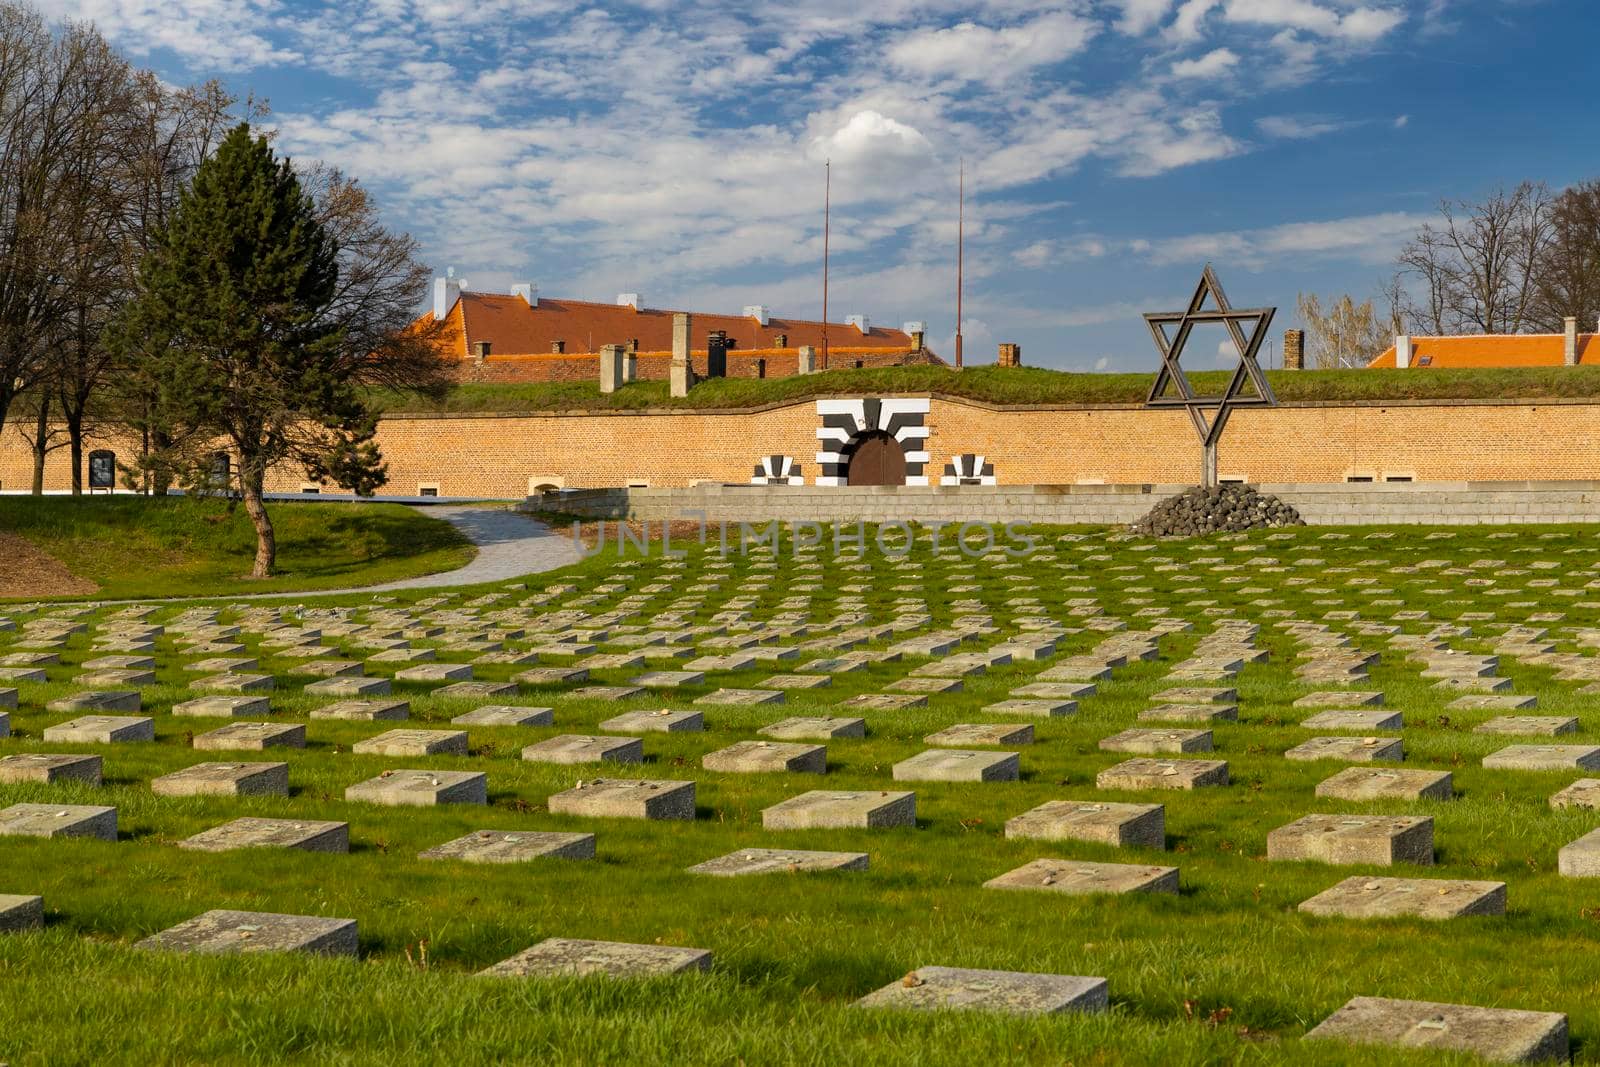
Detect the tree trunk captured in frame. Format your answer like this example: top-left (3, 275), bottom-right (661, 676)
top-left (30, 398), bottom-right (48, 495)
top-left (69, 426), bottom-right (83, 496)
top-left (241, 463), bottom-right (276, 579)
top-left (152, 428), bottom-right (172, 496)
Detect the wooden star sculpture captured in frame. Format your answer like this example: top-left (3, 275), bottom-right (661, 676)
top-left (1144, 265), bottom-right (1277, 484)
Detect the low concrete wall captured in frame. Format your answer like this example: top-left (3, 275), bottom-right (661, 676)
top-left (524, 481), bottom-right (1600, 526)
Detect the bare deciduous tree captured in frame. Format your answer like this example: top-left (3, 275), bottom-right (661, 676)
top-left (1529, 180), bottom-right (1600, 334)
top-left (1296, 292), bottom-right (1387, 368)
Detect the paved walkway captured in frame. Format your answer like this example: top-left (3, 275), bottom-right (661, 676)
top-left (362, 506), bottom-right (584, 591)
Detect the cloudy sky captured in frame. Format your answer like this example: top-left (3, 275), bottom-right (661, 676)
top-left (40, 0), bottom-right (1589, 369)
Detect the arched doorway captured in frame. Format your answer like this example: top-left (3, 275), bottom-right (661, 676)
top-left (845, 431), bottom-right (907, 486)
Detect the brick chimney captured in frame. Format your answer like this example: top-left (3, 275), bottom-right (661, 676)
top-left (904, 321), bottom-right (927, 351)
top-left (997, 343), bottom-right (1021, 367)
top-left (1283, 329), bottom-right (1305, 370)
top-left (1565, 316), bottom-right (1579, 366)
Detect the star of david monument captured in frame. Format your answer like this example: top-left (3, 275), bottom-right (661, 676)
top-left (1144, 265), bottom-right (1277, 487)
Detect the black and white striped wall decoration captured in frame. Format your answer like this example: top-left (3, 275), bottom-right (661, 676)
top-left (940, 453), bottom-right (997, 486)
top-left (815, 398), bottom-right (932, 486)
top-left (752, 455), bottom-right (804, 485)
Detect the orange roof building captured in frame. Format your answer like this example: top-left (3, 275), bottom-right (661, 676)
top-left (1368, 322), bottom-right (1599, 368)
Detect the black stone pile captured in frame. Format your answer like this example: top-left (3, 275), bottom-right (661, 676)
top-left (1130, 483), bottom-right (1305, 537)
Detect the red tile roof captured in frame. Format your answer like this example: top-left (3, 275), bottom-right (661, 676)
top-left (425, 292), bottom-right (921, 359)
top-left (1368, 333), bottom-right (1599, 368)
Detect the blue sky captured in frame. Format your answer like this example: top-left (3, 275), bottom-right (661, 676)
top-left (39, 0), bottom-right (1588, 369)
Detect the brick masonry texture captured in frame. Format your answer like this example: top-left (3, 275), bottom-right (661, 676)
top-left (5, 396), bottom-right (1600, 499)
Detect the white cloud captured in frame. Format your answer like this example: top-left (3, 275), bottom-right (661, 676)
top-left (1111, 0), bottom-right (1176, 34)
top-left (1221, 0), bottom-right (1406, 42)
top-left (1146, 211), bottom-right (1429, 267)
top-left (1256, 114), bottom-right (1354, 139)
top-left (1394, 113), bottom-right (1410, 128)
top-left (1171, 47), bottom-right (1239, 79)
top-left (887, 13), bottom-right (1099, 86)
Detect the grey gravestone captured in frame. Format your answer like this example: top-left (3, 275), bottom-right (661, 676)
top-left (761, 674), bottom-right (832, 690)
top-left (887, 677), bottom-right (965, 695)
top-left (0, 668), bottom-right (47, 684)
top-left (514, 667), bottom-right (590, 685)
top-left (703, 741), bottom-right (826, 774)
top-left (985, 858), bottom-right (1178, 896)
top-left (286, 660), bottom-right (364, 678)
top-left (1295, 691), bottom-right (1383, 708)
top-left (311, 700), bottom-right (409, 722)
top-left (1299, 876), bottom-right (1505, 918)
top-left (75, 669), bottom-right (156, 688)
top-left (1100, 728), bottom-right (1212, 754)
top-left (894, 749), bottom-right (1018, 783)
top-left (523, 735), bottom-right (643, 765)
top-left (0, 753), bottom-right (101, 785)
top-left (631, 671), bottom-right (705, 688)
top-left (1268, 814), bottom-right (1434, 866)
top-left (1138, 704), bottom-right (1237, 724)
top-left (151, 761), bottom-right (289, 797)
top-left (180, 817), bottom-right (349, 853)
top-left (688, 848), bottom-right (868, 876)
top-left (0, 803), bottom-right (116, 840)
top-left (345, 769), bottom-right (487, 807)
top-left (352, 729), bottom-right (469, 757)
top-left (599, 709), bottom-right (702, 733)
top-left (762, 790), bottom-right (915, 830)
top-left (1285, 736), bottom-right (1404, 763)
top-left (694, 688), bottom-right (785, 707)
top-left (434, 681), bottom-right (518, 700)
top-left (306, 677), bottom-right (390, 698)
top-left (193, 722), bottom-right (305, 751)
top-left (547, 778), bottom-right (695, 820)
top-left (43, 715), bottom-right (153, 743)
top-left (1301, 709), bottom-right (1402, 731)
top-left (1097, 758), bottom-right (1228, 790)
top-left (419, 829), bottom-right (594, 863)
top-left (855, 966), bottom-right (1107, 1017)
top-left (759, 717), bottom-right (865, 740)
top-left (925, 723), bottom-right (1033, 747)
top-left (192, 673), bottom-right (274, 694)
top-left (1474, 716), bottom-right (1578, 737)
top-left (47, 691), bottom-right (141, 714)
top-left (1153, 686), bottom-right (1235, 704)
top-left (173, 696), bottom-right (271, 718)
top-left (137, 910), bottom-right (357, 958)
top-left (841, 693), bottom-right (926, 711)
top-left (395, 663), bottom-right (474, 683)
top-left (82, 655), bottom-right (154, 671)
top-left (1549, 778), bottom-right (1600, 809)
top-left (1304, 996), bottom-right (1566, 1062)
top-left (1317, 767), bottom-right (1452, 801)
top-left (983, 699), bottom-right (1076, 718)
top-left (480, 938), bottom-right (710, 978)
top-left (0, 893), bottom-right (44, 931)
top-left (1557, 828), bottom-right (1600, 877)
top-left (453, 706), bottom-right (553, 727)
top-left (1005, 800), bottom-right (1164, 849)
top-left (1483, 745), bottom-right (1600, 771)
top-left (1012, 682), bottom-right (1095, 700)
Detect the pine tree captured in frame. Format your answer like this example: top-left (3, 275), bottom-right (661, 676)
top-left (111, 123), bottom-right (385, 578)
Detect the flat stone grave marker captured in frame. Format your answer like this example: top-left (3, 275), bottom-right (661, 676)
top-left (887, 677), bottom-right (965, 695)
top-left (285, 660), bottom-right (364, 678)
top-left (179, 817), bottom-right (348, 853)
top-left (1152, 686), bottom-right (1236, 704)
top-left (151, 761), bottom-right (289, 797)
top-left (893, 749), bottom-right (1019, 783)
top-left (841, 693), bottom-right (926, 711)
top-left (630, 670), bottom-right (704, 688)
top-left (566, 685), bottom-right (645, 702)
top-left (352, 728), bottom-right (469, 757)
top-left (522, 735), bottom-right (643, 765)
top-left (762, 790), bottom-right (916, 830)
top-left (759, 716), bottom-right (865, 740)
top-left (310, 700), bottom-right (409, 722)
top-left (0, 803), bottom-right (116, 840)
top-left (1304, 996), bottom-right (1567, 1062)
top-left (1474, 716), bottom-right (1577, 736)
top-left (1267, 814), bottom-right (1434, 866)
top-left (46, 691), bottom-right (141, 714)
top-left (1005, 800), bottom-right (1164, 848)
top-left (367, 648), bottom-right (433, 664)
top-left (81, 655), bottom-right (155, 671)
top-left (1301, 709), bottom-right (1403, 731)
top-left (1558, 828), bottom-right (1600, 876)
top-left (0, 709), bottom-right (8, 737)
top-left (761, 674), bottom-right (831, 690)
top-left (395, 663), bottom-right (474, 683)
top-left (0, 753), bottom-right (101, 785)
top-left (434, 681), bottom-right (518, 701)
top-left (1316, 767), bottom-right (1453, 801)
top-left (0, 894), bottom-right (44, 931)
top-left (1285, 736), bottom-right (1405, 763)
top-left (688, 848), bottom-right (869, 876)
top-left (1299, 876), bottom-right (1505, 919)
top-left (986, 857), bottom-right (1178, 896)
top-left (547, 778), bottom-right (695, 820)
top-left (703, 740), bottom-right (826, 774)
top-left (982, 698), bottom-right (1076, 718)
top-left (192, 673), bottom-right (274, 694)
top-left (925, 723), bottom-right (1033, 747)
top-left (515, 667), bottom-right (590, 685)
top-left (479, 937), bottom-right (710, 979)
top-left (1434, 676), bottom-right (1512, 693)
top-left (419, 829), bottom-right (595, 863)
top-left (137, 909), bottom-right (357, 958)
top-left (345, 769), bottom-right (486, 807)
top-left (1549, 778), bottom-right (1600, 809)
top-left (855, 966), bottom-right (1107, 1017)
top-left (172, 696), bottom-right (272, 718)
top-left (193, 722), bottom-right (306, 751)
top-left (1097, 758), bottom-right (1228, 790)
top-left (1100, 728), bottom-right (1212, 754)
top-left (694, 688), bottom-right (784, 707)
top-left (452, 706), bottom-right (553, 727)
top-left (1450, 693), bottom-right (1538, 712)
top-left (1137, 703), bottom-right (1238, 724)
top-left (0, 667), bottom-right (47, 684)
top-left (43, 715), bottom-right (153, 743)
top-left (1295, 691), bottom-right (1383, 708)
top-left (1012, 682), bottom-right (1096, 700)
top-left (305, 676), bottom-right (390, 698)
top-left (74, 668), bottom-right (157, 689)
top-left (599, 709), bottom-right (702, 733)
top-left (1483, 744), bottom-right (1600, 771)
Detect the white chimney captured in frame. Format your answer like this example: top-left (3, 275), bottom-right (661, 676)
top-left (1565, 316), bottom-right (1579, 366)
top-left (1395, 334), bottom-right (1412, 369)
top-left (846, 313), bottom-right (870, 334)
top-left (617, 293), bottom-right (642, 310)
top-left (903, 320), bottom-right (927, 335)
top-left (742, 305), bottom-right (770, 326)
top-left (511, 282), bottom-right (538, 308)
top-left (433, 275), bottom-right (461, 321)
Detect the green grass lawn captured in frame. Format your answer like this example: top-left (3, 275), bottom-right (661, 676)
top-left (3, 523), bottom-right (1600, 1063)
top-left (371, 362), bottom-right (1600, 414)
top-left (0, 497), bottom-right (476, 601)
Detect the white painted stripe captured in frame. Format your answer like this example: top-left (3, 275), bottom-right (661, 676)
top-left (906, 476), bottom-right (930, 487)
top-left (816, 399), bottom-right (866, 417)
top-left (816, 452), bottom-right (844, 465)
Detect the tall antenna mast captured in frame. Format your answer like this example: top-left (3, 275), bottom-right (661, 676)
top-left (955, 157), bottom-right (964, 370)
top-left (821, 158), bottom-right (831, 371)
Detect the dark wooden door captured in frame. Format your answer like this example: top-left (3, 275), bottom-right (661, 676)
top-left (846, 432), bottom-right (907, 486)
